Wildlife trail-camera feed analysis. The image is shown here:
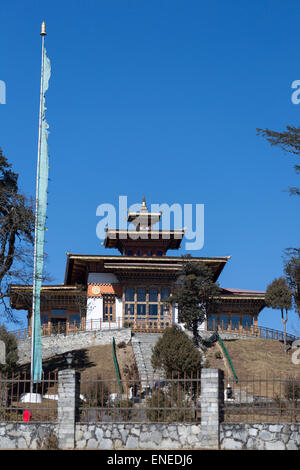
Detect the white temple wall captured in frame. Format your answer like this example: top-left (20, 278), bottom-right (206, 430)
top-left (87, 273), bottom-right (119, 284)
top-left (86, 297), bottom-right (103, 330)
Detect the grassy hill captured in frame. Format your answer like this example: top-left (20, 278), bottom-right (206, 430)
top-left (205, 338), bottom-right (300, 379)
top-left (16, 336), bottom-right (299, 394)
top-left (17, 341), bottom-right (139, 395)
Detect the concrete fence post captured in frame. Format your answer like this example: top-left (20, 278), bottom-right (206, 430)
top-left (200, 368), bottom-right (224, 449)
top-left (57, 369), bottom-right (80, 449)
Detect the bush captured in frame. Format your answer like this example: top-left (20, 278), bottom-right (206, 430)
top-left (37, 430), bottom-right (59, 450)
top-left (146, 386), bottom-right (196, 422)
top-left (151, 325), bottom-right (202, 378)
top-left (82, 374), bottom-right (110, 407)
top-left (284, 377), bottom-right (300, 402)
top-left (108, 398), bottom-right (134, 422)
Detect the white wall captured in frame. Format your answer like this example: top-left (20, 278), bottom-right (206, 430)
top-left (87, 273), bottom-right (119, 284)
top-left (86, 297), bottom-right (103, 330)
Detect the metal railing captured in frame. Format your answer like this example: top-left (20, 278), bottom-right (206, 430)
top-left (9, 316), bottom-right (173, 340)
top-left (208, 321), bottom-right (299, 342)
top-left (9, 319), bottom-right (299, 343)
top-left (79, 374), bottom-right (201, 423)
top-left (223, 375), bottom-right (300, 423)
top-left (0, 372), bottom-right (58, 422)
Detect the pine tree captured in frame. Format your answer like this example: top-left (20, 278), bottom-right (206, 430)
top-left (169, 257), bottom-right (221, 345)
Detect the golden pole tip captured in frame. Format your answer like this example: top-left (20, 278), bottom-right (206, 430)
top-left (40, 21), bottom-right (46, 36)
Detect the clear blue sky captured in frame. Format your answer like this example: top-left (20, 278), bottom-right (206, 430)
top-left (1, 0), bottom-right (300, 334)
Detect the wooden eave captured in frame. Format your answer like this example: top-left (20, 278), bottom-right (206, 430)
top-left (103, 229), bottom-right (185, 251)
top-left (64, 253), bottom-right (230, 285)
top-left (9, 284), bottom-right (84, 310)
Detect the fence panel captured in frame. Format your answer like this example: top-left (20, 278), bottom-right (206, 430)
top-left (0, 372), bottom-right (58, 422)
top-left (223, 375), bottom-right (300, 423)
top-left (79, 373), bottom-right (201, 424)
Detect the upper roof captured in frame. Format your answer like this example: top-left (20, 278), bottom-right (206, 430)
top-left (103, 197), bottom-right (185, 254)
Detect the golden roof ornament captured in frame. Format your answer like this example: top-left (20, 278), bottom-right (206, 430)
top-left (40, 21), bottom-right (47, 36)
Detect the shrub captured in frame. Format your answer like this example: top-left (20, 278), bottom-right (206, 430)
top-left (37, 430), bottom-right (59, 450)
top-left (82, 374), bottom-right (110, 407)
top-left (146, 386), bottom-right (196, 423)
top-left (151, 325), bottom-right (202, 378)
top-left (284, 377), bottom-right (300, 402)
top-left (108, 398), bottom-right (134, 422)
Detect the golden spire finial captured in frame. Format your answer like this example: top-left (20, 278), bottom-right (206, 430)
top-left (40, 21), bottom-right (47, 36)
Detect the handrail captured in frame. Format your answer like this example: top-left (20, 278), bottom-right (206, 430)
top-left (112, 337), bottom-right (122, 394)
top-left (217, 333), bottom-right (238, 384)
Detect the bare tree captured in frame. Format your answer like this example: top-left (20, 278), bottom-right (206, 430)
top-left (0, 148), bottom-right (35, 323)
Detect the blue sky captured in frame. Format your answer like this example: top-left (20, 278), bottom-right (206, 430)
top-left (0, 0), bottom-right (300, 334)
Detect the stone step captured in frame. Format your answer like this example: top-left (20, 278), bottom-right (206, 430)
top-left (132, 333), bottom-right (165, 389)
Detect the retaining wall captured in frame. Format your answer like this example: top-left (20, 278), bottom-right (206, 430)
top-left (17, 328), bottom-right (131, 364)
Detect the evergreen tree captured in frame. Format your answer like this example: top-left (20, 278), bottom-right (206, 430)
top-left (169, 257), bottom-right (221, 344)
top-left (151, 324), bottom-right (202, 378)
top-left (265, 277), bottom-right (293, 352)
top-left (257, 125), bottom-right (300, 196)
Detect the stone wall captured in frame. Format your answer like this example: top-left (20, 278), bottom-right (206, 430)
top-left (75, 423), bottom-right (201, 450)
top-left (1, 421), bottom-right (299, 450)
top-left (0, 423), bottom-right (57, 449)
top-left (17, 328), bottom-right (131, 364)
top-left (220, 423), bottom-right (300, 450)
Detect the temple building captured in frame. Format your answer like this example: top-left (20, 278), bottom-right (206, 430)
top-left (9, 198), bottom-right (265, 335)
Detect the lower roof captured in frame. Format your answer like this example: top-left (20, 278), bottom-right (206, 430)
top-left (64, 253), bottom-right (231, 285)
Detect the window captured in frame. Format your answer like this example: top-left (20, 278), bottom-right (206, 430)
top-left (124, 287), bottom-right (171, 323)
top-left (220, 315), bottom-right (229, 330)
top-left (137, 288), bottom-right (146, 302)
top-left (149, 304), bottom-right (158, 316)
top-left (242, 315), bottom-right (252, 331)
top-left (125, 304), bottom-right (134, 315)
top-left (103, 296), bottom-right (116, 322)
top-left (69, 314), bottom-right (81, 327)
top-left (137, 303), bottom-right (146, 316)
top-left (207, 315), bottom-right (217, 330)
top-left (161, 288), bottom-right (170, 300)
top-left (149, 288), bottom-right (158, 302)
top-left (231, 316), bottom-right (240, 330)
top-left (137, 288), bottom-right (146, 318)
top-left (125, 288), bottom-right (134, 302)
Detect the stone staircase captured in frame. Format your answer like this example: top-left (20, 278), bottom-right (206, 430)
top-left (131, 332), bottom-right (165, 389)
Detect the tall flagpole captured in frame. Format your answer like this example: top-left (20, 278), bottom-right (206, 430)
top-left (30, 21), bottom-right (47, 395)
